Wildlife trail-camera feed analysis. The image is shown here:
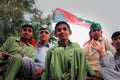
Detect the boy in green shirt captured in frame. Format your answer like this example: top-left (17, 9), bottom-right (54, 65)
top-left (0, 23), bottom-right (35, 80)
top-left (41, 21), bottom-right (94, 80)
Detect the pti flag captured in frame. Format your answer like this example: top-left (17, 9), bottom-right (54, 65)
top-left (53, 8), bottom-right (93, 28)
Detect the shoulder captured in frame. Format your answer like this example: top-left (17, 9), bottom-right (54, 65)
top-left (6, 36), bottom-right (18, 42)
top-left (27, 41), bottom-right (35, 49)
top-left (71, 42), bottom-right (80, 47)
top-left (29, 44), bottom-right (34, 48)
top-left (48, 42), bottom-right (55, 47)
top-left (7, 36), bottom-right (17, 40)
top-left (48, 44), bottom-right (57, 50)
top-left (83, 41), bottom-right (91, 49)
top-left (102, 37), bottom-right (110, 42)
top-left (102, 37), bottom-right (112, 45)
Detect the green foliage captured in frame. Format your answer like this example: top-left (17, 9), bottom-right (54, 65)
top-left (0, 0), bottom-right (54, 46)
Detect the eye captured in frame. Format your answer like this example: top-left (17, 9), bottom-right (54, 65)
top-left (57, 28), bottom-right (67, 32)
top-left (23, 29), bottom-right (27, 31)
top-left (57, 28), bottom-right (62, 32)
top-left (23, 29), bottom-right (32, 32)
top-left (28, 30), bottom-right (32, 32)
top-left (63, 28), bottom-right (67, 31)
top-left (92, 29), bottom-right (100, 32)
top-left (40, 31), bottom-right (49, 34)
top-left (113, 37), bottom-right (118, 41)
top-left (45, 31), bottom-right (49, 34)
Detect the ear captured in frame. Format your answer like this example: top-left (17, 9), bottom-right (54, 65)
top-left (111, 42), bottom-right (114, 46)
top-left (54, 32), bottom-right (57, 37)
top-left (48, 34), bottom-right (51, 39)
top-left (20, 30), bottom-right (22, 35)
top-left (32, 32), bottom-right (34, 37)
top-left (69, 30), bottom-right (72, 35)
top-left (100, 30), bottom-right (103, 35)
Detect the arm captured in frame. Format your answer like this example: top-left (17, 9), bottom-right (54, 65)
top-left (0, 37), bottom-right (11, 54)
top-left (104, 37), bottom-right (116, 54)
top-left (0, 37), bottom-right (13, 58)
top-left (99, 52), bottom-right (116, 68)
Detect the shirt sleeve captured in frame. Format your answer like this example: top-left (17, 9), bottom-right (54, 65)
top-left (0, 37), bottom-right (12, 55)
top-left (99, 52), bottom-right (116, 69)
top-left (104, 37), bottom-right (116, 54)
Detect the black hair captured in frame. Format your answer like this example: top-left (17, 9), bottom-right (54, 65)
top-left (21, 24), bottom-right (33, 29)
top-left (55, 21), bottom-right (71, 31)
top-left (111, 31), bottom-right (120, 40)
top-left (21, 24), bottom-right (34, 33)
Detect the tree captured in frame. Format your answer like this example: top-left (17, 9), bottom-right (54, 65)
top-left (0, 0), bottom-right (53, 46)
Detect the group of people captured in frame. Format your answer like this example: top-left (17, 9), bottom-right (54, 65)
top-left (0, 21), bottom-right (119, 80)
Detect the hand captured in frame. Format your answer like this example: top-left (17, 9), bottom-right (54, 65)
top-left (91, 41), bottom-right (103, 52)
top-left (32, 67), bottom-right (44, 78)
top-left (91, 41), bottom-right (106, 57)
top-left (2, 51), bottom-right (10, 59)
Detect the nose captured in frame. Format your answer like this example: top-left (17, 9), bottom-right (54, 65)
top-left (60, 29), bottom-right (65, 33)
top-left (118, 38), bottom-right (120, 42)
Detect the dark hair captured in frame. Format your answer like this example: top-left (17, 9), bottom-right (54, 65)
top-left (111, 31), bottom-right (120, 40)
top-left (21, 23), bottom-right (35, 32)
top-left (21, 24), bottom-right (33, 30)
top-left (55, 21), bottom-right (71, 31)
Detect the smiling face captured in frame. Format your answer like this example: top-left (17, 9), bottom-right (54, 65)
top-left (38, 29), bottom-right (51, 42)
top-left (55, 23), bottom-right (72, 41)
top-left (20, 26), bottom-right (34, 40)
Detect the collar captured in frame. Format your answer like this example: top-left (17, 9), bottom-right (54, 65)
top-left (92, 38), bottom-right (103, 42)
top-left (114, 54), bottom-right (120, 60)
top-left (16, 38), bottom-right (30, 46)
top-left (37, 43), bottom-right (50, 47)
top-left (57, 40), bottom-right (72, 47)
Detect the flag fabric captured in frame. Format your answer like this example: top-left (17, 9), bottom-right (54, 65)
top-left (53, 8), bottom-right (93, 28)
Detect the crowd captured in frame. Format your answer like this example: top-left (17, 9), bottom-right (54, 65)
top-left (0, 21), bottom-right (119, 80)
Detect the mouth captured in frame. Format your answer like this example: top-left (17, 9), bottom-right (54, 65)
top-left (117, 43), bottom-right (120, 47)
top-left (23, 34), bottom-right (31, 38)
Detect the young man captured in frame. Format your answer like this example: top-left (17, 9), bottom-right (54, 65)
top-left (84, 22), bottom-right (116, 79)
top-left (32, 25), bottom-right (55, 79)
top-left (91, 31), bottom-right (120, 80)
top-left (0, 23), bottom-right (35, 80)
top-left (41, 21), bottom-right (94, 80)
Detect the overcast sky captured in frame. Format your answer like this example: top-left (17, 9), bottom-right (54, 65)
top-left (35, 0), bottom-right (120, 46)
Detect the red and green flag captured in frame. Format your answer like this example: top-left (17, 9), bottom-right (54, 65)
top-left (53, 8), bottom-right (93, 28)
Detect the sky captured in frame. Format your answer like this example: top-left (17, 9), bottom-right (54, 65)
top-left (34, 0), bottom-right (120, 47)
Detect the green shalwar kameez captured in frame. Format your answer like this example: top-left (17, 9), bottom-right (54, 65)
top-left (0, 37), bottom-right (35, 80)
top-left (41, 42), bottom-right (94, 80)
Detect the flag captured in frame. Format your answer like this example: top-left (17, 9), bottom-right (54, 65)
top-left (53, 8), bottom-right (93, 28)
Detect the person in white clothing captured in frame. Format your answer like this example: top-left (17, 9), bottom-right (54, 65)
top-left (32, 25), bottom-right (55, 80)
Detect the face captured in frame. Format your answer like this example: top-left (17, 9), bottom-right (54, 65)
top-left (38, 29), bottom-right (50, 42)
top-left (112, 35), bottom-right (120, 50)
top-left (90, 28), bottom-right (102, 40)
top-left (55, 24), bottom-right (71, 41)
top-left (20, 27), bottom-right (34, 40)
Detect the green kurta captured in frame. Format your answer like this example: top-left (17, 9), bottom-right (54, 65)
top-left (41, 42), bottom-right (94, 80)
top-left (0, 37), bottom-right (35, 80)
